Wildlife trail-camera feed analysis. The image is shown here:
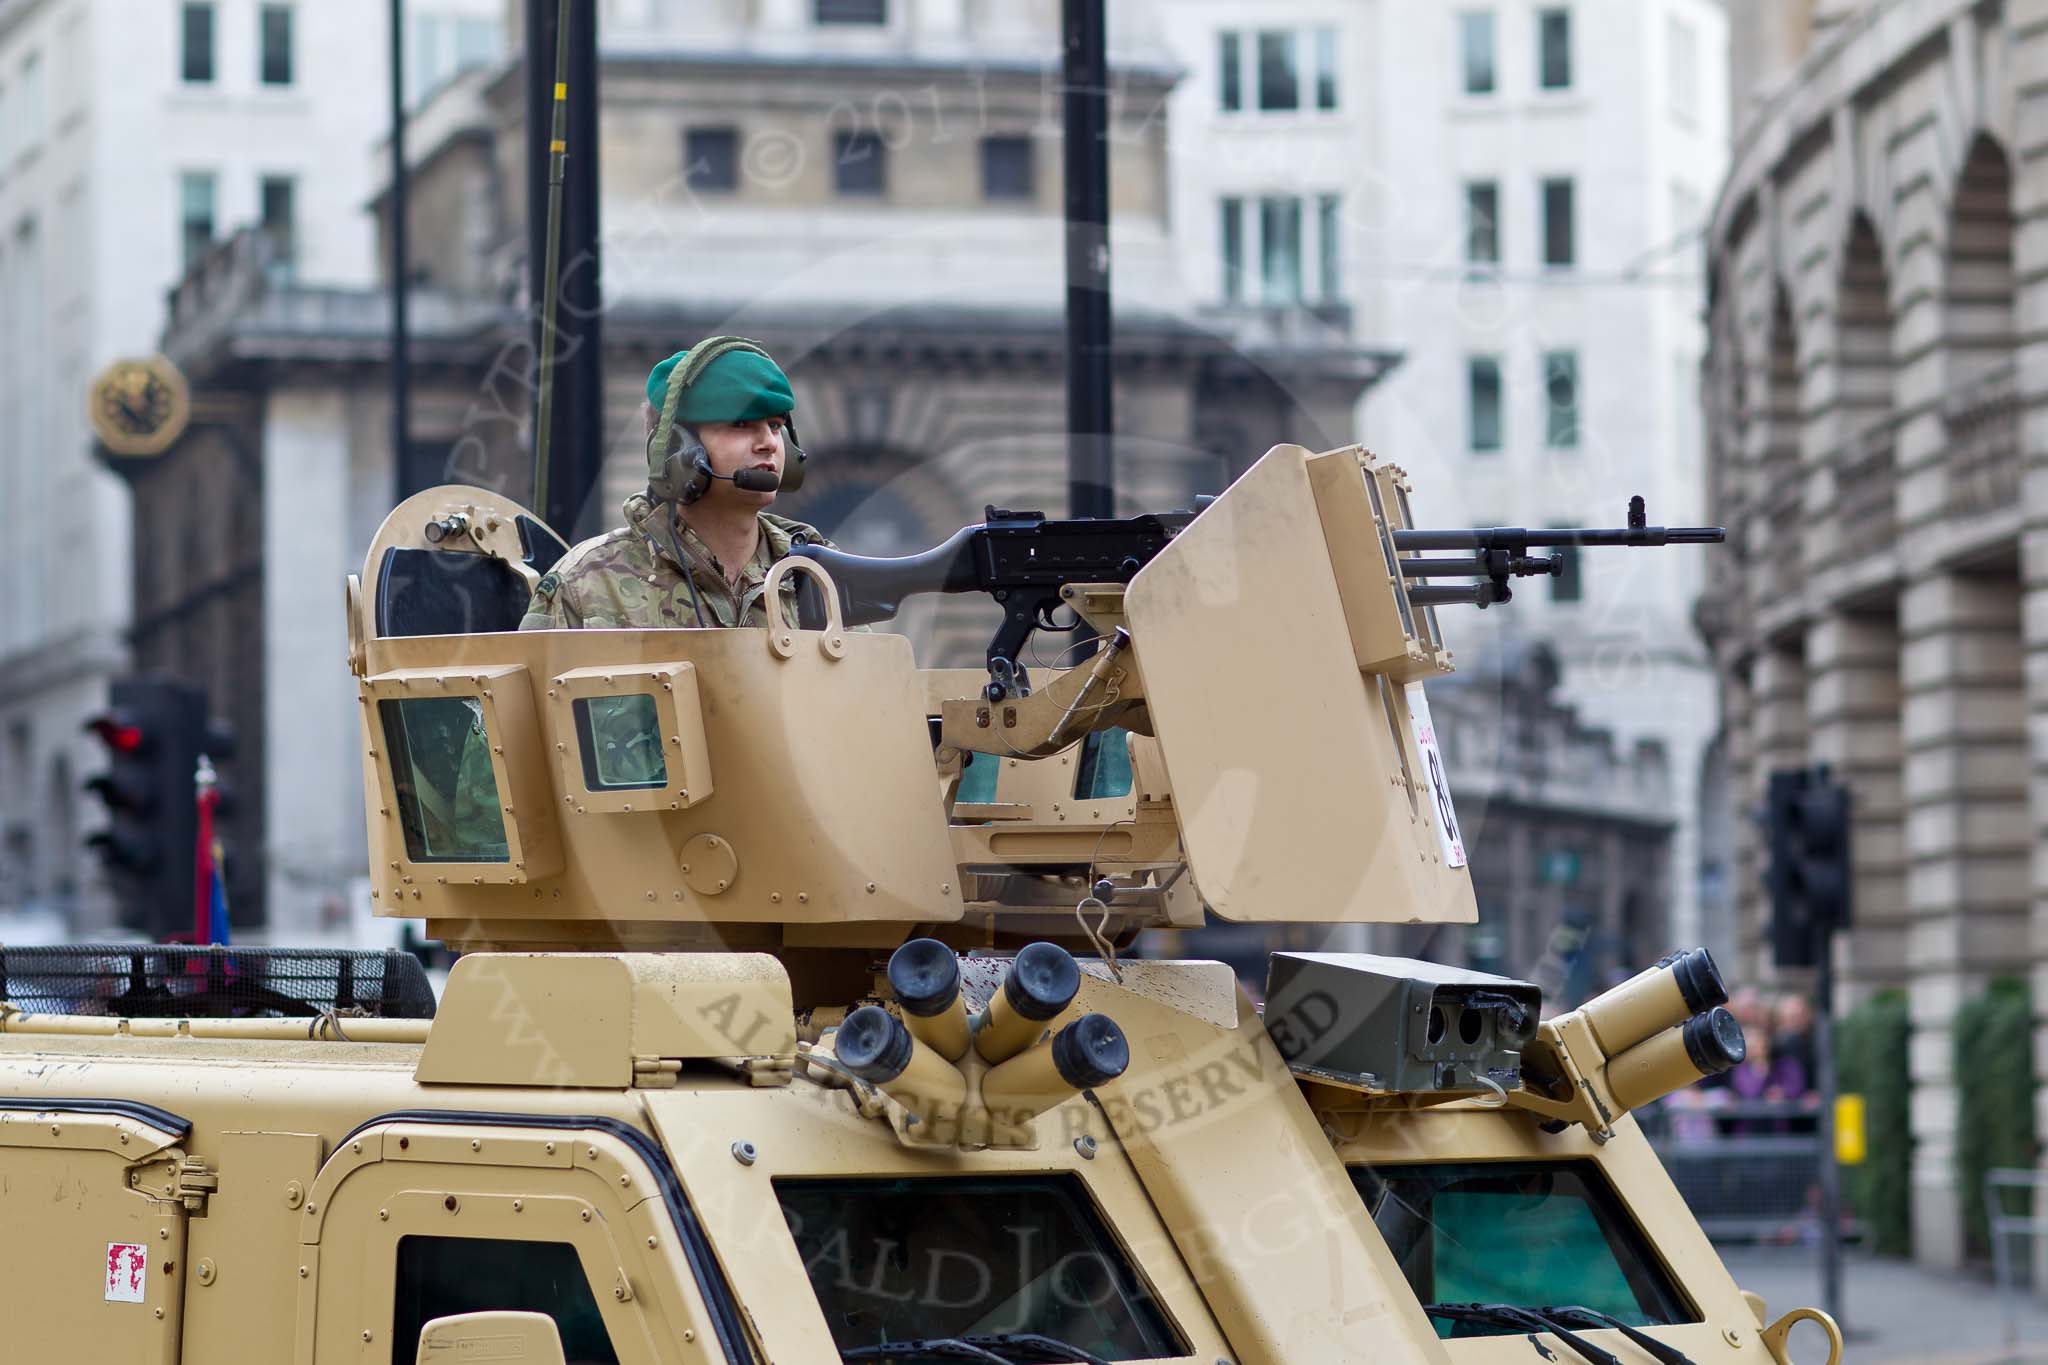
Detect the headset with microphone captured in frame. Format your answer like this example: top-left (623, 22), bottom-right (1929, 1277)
top-left (646, 337), bottom-right (808, 507)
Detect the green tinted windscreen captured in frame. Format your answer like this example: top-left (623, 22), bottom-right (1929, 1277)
top-left (1350, 1160), bottom-right (1694, 1334)
top-left (573, 694), bottom-right (667, 790)
top-left (379, 697), bottom-right (510, 862)
top-left (775, 1174), bottom-right (1185, 1361)
top-left (955, 749), bottom-right (998, 804)
top-left (1073, 728), bottom-right (1134, 799)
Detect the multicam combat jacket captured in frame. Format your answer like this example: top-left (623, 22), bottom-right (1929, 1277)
top-left (519, 493), bottom-right (829, 630)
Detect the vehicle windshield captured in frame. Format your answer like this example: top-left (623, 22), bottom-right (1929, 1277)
top-left (1349, 1160), bottom-right (1696, 1338)
top-left (775, 1174), bottom-right (1185, 1363)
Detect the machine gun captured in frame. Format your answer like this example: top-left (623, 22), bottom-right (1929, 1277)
top-left (792, 493), bottom-right (1722, 700)
top-left (792, 505), bottom-right (1202, 700)
top-left (1393, 494), bottom-right (1723, 607)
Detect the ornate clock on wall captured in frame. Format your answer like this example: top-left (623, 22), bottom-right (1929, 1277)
top-left (88, 355), bottom-right (191, 458)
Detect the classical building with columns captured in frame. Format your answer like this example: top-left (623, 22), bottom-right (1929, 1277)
top-left (1703, 0), bottom-right (2044, 1267)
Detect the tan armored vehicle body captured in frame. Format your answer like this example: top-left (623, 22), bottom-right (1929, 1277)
top-left (0, 444), bottom-right (1839, 1365)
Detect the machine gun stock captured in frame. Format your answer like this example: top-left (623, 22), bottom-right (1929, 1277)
top-left (791, 505), bottom-right (1201, 700)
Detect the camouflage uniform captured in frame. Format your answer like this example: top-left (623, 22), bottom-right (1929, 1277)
top-left (519, 492), bottom-right (830, 630)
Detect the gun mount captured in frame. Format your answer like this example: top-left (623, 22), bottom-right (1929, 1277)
top-left (793, 488), bottom-right (1720, 700)
top-left (343, 448), bottom-right (1722, 994)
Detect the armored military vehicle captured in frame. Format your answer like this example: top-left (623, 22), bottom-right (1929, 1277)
top-left (0, 443), bottom-right (1840, 1365)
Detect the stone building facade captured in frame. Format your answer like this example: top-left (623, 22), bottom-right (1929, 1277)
top-left (1702, 0), bottom-right (2048, 1267)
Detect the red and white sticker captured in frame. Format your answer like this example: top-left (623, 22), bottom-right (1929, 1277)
top-left (1406, 683), bottom-right (1467, 868)
top-left (105, 1243), bottom-right (147, 1302)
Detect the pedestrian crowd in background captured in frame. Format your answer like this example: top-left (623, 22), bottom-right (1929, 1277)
top-left (1660, 987), bottom-right (1821, 1138)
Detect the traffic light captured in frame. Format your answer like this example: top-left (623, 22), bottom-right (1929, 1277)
top-left (82, 679), bottom-right (210, 939)
top-left (1763, 766), bottom-right (1853, 968)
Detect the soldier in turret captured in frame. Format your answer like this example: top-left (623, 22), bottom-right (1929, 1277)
top-left (519, 336), bottom-right (830, 630)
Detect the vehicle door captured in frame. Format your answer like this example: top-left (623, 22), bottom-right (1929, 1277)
top-left (297, 1113), bottom-right (738, 1365)
top-left (0, 1098), bottom-right (203, 1365)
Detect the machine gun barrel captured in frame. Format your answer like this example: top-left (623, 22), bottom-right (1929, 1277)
top-left (1408, 583), bottom-right (1506, 607)
top-left (1400, 554), bottom-right (1562, 579)
top-left (1392, 524), bottom-right (1724, 551)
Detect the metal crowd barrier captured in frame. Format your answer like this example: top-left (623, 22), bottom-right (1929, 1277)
top-left (1641, 1099), bottom-right (1826, 1242)
top-left (1985, 1167), bottom-right (2047, 1353)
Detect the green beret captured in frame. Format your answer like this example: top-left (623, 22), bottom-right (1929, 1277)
top-left (645, 346), bottom-right (796, 424)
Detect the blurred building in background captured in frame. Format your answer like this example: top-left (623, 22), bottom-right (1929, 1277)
top-left (138, 0), bottom-right (1394, 937)
top-left (1159, 0), bottom-right (1731, 977)
top-left (1702, 0), bottom-right (2042, 1268)
top-left (0, 0), bottom-right (499, 936)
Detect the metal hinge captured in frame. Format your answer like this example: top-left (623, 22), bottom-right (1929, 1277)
top-left (131, 1153), bottom-right (218, 1213)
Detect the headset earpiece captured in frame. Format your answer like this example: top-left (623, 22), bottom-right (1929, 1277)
top-left (780, 419), bottom-right (807, 494)
top-left (646, 424), bottom-right (714, 505)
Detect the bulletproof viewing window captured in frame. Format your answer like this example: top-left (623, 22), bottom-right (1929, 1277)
top-left (775, 1174), bottom-right (1187, 1361)
top-left (378, 697), bottom-right (510, 864)
top-left (573, 694), bottom-right (668, 791)
top-left (1349, 1160), bottom-right (1695, 1334)
top-left (955, 748), bottom-right (999, 805)
top-left (1074, 727), bottom-right (1134, 800)
top-left (547, 664), bottom-right (709, 815)
top-left (390, 1236), bottom-right (617, 1365)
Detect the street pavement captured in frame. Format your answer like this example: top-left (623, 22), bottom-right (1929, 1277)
top-left (1720, 1246), bottom-right (2048, 1364)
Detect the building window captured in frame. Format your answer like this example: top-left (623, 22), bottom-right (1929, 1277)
top-left (1544, 350), bottom-right (1579, 448)
top-left (260, 174), bottom-right (295, 272)
top-left (259, 5), bottom-right (293, 86)
top-left (684, 127), bottom-right (738, 192)
top-left (1542, 177), bottom-right (1574, 267)
top-left (1468, 357), bottom-right (1502, 452)
top-left (833, 130), bottom-right (885, 196)
top-left (815, 0), bottom-right (886, 23)
top-left (1317, 194), bottom-right (1341, 301)
top-left (1219, 32), bottom-right (1241, 112)
top-left (1538, 8), bottom-right (1571, 90)
top-left (179, 171), bottom-right (216, 269)
top-left (1550, 541), bottom-right (1583, 601)
top-left (409, 14), bottom-right (503, 105)
top-left (180, 3), bottom-right (214, 84)
top-left (1465, 181), bottom-right (1499, 267)
top-left (1256, 31), bottom-right (1299, 111)
top-left (1313, 28), bottom-right (1338, 110)
top-left (1460, 11), bottom-right (1495, 95)
top-left (1667, 15), bottom-right (1698, 124)
top-left (1259, 195), bottom-right (1303, 303)
top-left (1220, 197), bottom-right (1243, 302)
top-left (1671, 183), bottom-right (1702, 240)
top-left (18, 52), bottom-right (41, 149)
top-left (981, 135), bottom-right (1033, 201)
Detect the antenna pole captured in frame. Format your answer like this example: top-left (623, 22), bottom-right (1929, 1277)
top-left (530, 0), bottom-right (573, 517)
